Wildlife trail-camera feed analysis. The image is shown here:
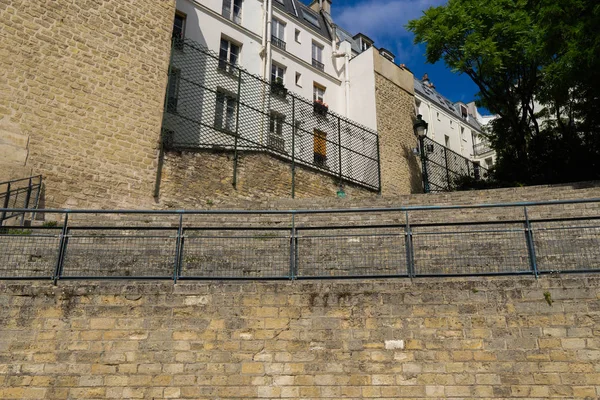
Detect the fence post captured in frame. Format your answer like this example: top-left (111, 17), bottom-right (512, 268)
top-left (376, 134), bottom-right (382, 195)
top-left (53, 213), bottom-right (69, 284)
top-left (1, 182), bottom-right (10, 225)
top-left (289, 213), bottom-right (296, 280)
top-left (444, 146), bottom-right (451, 190)
top-left (20, 177), bottom-right (33, 226)
top-left (232, 68), bottom-right (243, 188)
top-left (419, 136), bottom-right (429, 193)
top-left (291, 97), bottom-right (296, 198)
top-left (523, 206), bottom-right (539, 278)
top-left (404, 211), bottom-right (415, 277)
top-left (30, 178), bottom-right (42, 223)
top-left (337, 116), bottom-right (342, 187)
top-left (174, 214), bottom-right (184, 283)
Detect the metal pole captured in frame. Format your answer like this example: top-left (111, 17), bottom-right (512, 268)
top-left (53, 213), bottom-right (69, 284)
top-left (174, 214), bottom-right (184, 283)
top-left (232, 68), bottom-right (243, 188)
top-left (524, 206), bottom-right (539, 278)
top-left (419, 136), bottom-right (429, 193)
top-left (291, 97), bottom-right (296, 198)
top-left (289, 213), bottom-right (296, 279)
top-left (20, 177), bottom-right (33, 226)
top-left (376, 134), bottom-right (382, 195)
top-left (1, 182), bottom-right (10, 225)
top-left (30, 178), bottom-right (42, 223)
top-left (444, 146), bottom-right (451, 190)
top-left (337, 116), bottom-right (342, 186)
top-left (404, 211), bottom-right (415, 277)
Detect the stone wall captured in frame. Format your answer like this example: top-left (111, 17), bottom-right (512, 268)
top-left (0, 0), bottom-right (175, 208)
top-left (157, 151), bottom-right (375, 208)
top-left (374, 72), bottom-right (423, 196)
top-left (1, 276), bottom-right (599, 399)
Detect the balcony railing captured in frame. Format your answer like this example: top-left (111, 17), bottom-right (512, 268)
top-left (271, 36), bottom-right (286, 51)
top-left (474, 140), bottom-right (493, 156)
top-left (312, 58), bottom-right (324, 72)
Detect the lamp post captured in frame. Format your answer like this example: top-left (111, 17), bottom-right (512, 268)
top-left (413, 114), bottom-right (430, 193)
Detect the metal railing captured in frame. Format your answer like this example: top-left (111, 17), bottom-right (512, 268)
top-left (1, 198), bottom-right (600, 282)
top-left (421, 136), bottom-right (489, 192)
top-left (0, 176), bottom-right (42, 225)
top-left (312, 58), bottom-right (325, 71)
top-left (271, 36), bottom-right (286, 51)
top-left (474, 140), bottom-right (493, 156)
top-left (161, 38), bottom-right (380, 195)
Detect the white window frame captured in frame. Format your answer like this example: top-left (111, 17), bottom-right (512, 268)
top-left (295, 72), bottom-right (302, 87)
top-left (312, 42), bottom-right (323, 63)
top-left (313, 84), bottom-right (325, 102)
top-left (214, 89), bottom-right (237, 133)
top-left (219, 38), bottom-right (240, 72)
top-left (222, 0), bottom-right (242, 24)
top-left (269, 111), bottom-right (285, 136)
top-left (272, 18), bottom-right (285, 41)
top-left (271, 63), bottom-right (285, 83)
top-left (294, 29), bottom-right (301, 43)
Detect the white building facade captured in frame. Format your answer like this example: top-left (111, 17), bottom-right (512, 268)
top-left (414, 77), bottom-right (496, 171)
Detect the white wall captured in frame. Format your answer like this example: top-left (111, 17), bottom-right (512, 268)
top-left (348, 48), bottom-right (377, 130)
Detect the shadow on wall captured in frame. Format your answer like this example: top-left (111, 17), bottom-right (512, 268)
top-left (402, 144), bottom-right (423, 194)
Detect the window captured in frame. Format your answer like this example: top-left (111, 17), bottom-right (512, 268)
top-left (302, 9), bottom-right (320, 27)
top-left (450, 120), bottom-right (454, 129)
top-left (361, 39), bottom-right (371, 51)
top-left (436, 112), bottom-right (440, 121)
top-left (173, 12), bottom-right (186, 40)
top-left (166, 67), bottom-right (181, 113)
top-left (314, 129), bottom-right (327, 166)
top-left (461, 105), bottom-right (468, 119)
top-left (444, 135), bottom-right (450, 148)
top-left (219, 38), bottom-right (240, 73)
top-left (222, 0), bottom-right (242, 24)
top-left (214, 90), bottom-right (237, 133)
top-left (485, 157), bottom-right (493, 168)
top-left (312, 42), bottom-right (324, 71)
top-left (460, 126), bottom-right (465, 141)
top-left (269, 111), bottom-right (285, 136)
top-left (295, 29), bottom-right (301, 43)
top-left (271, 63), bottom-right (284, 83)
top-left (272, 19), bottom-right (286, 50)
top-left (313, 84), bottom-right (325, 102)
top-left (295, 72), bottom-right (302, 87)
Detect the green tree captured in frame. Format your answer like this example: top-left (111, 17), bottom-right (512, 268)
top-left (407, 0), bottom-right (600, 185)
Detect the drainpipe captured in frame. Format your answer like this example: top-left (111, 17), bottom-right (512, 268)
top-left (331, 24), bottom-right (350, 117)
top-left (260, 0), bottom-right (268, 79)
top-left (264, 0), bottom-right (273, 81)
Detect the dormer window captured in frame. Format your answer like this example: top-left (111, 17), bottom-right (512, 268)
top-left (379, 48), bottom-right (395, 63)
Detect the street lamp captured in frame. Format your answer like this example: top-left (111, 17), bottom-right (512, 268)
top-left (413, 114), bottom-right (430, 193)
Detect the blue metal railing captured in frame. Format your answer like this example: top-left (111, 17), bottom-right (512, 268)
top-left (1, 197), bottom-right (599, 282)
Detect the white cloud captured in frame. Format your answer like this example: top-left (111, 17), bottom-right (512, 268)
top-left (333, 0), bottom-right (445, 40)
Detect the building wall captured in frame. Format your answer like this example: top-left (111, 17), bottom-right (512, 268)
top-left (0, 0), bottom-right (176, 208)
top-left (374, 57), bottom-right (423, 195)
top-left (1, 276), bottom-right (599, 399)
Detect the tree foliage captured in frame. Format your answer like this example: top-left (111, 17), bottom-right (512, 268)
top-left (407, 0), bottom-right (600, 185)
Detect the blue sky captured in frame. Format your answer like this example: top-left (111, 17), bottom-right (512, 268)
top-left (308, 0), bottom-right (483, 108)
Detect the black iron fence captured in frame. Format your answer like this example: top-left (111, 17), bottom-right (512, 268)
top-left (0, 176), bottom-right (42, 225)
top-left (1, 198), bottom-right (600, 281)
top-left (421, 136), bottom-right (489, 192)
top-left (161, 38), bottom-right (381, 195)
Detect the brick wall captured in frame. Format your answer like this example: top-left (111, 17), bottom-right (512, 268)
top-left (1, 276), bottom-right (599, 399)
top-left (0, 0), bottom-right (175, 208)
top-left (158, 151), bottom-right (375, 208)
top-left (374, 73), bottom-right (423, 196)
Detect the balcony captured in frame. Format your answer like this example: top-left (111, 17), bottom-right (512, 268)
top-left (271, 36), bottom-right (286, 51)
top-left (473, 140), bottom-right (493, 156)
top-left (312, 59), bottom-right (324, 72)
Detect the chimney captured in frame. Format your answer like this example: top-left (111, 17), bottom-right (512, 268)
top-left (311, 0), bottom-right (332, 14)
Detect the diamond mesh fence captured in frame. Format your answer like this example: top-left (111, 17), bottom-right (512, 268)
top-left (162, 38), bottom-right (380, 192)
top-left (421, 137), bottom-right (488, 193)
top-left (1, 202), bottom-right (600, 280)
